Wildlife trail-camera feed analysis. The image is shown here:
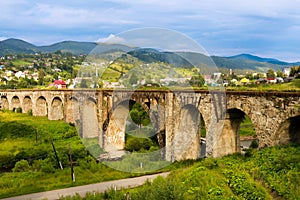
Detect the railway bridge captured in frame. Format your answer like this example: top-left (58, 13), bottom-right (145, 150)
top-left (1, 89), bottom-right (299, 160)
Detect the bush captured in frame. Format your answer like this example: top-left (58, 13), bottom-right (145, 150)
top-left (41, 158), bottom-right (55, 173)
top-left (249, 140), bottom-right (259, 149)
top-left (32, 159), bottom-right (42, 172)
top-left (125, 137), bottom-right (155, 152)
top-left (16, 107), bottom-right (22, 113)
top-left (27, 109), bottom-right (33, 116)
top-left (12, 160), bottom-right (30, 172)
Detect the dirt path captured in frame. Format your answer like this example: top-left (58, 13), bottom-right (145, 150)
top-left (1, 172), bottom-right (170, 200)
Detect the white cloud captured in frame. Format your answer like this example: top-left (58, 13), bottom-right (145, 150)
top-left (0, 0), bottom-right (300, 60)
top-left (0, 37), bottom-right (8, 41)
top-left (96, 34), bottom-right (125, 44)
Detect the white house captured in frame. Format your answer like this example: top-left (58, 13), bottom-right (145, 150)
top-left (283, 68), bottom-right (291, 76)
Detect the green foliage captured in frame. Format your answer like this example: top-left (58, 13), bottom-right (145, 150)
top-left (266, 69), bottom-right (275, 78)
top-left (0, 111), bottom-right (138, 199)
top-left (239, 115), bottom-right (256, 137)
top-left (61, 145), bottom-right (300, 200)
top-left (129, 103), bottom-right (150, 127)
top-left (189, 72), bottom-right (205, 87)
top-left (125, 136), bottom-right (154, 152)
top-left (131, 176), bottom-right (184, 200)
top-left (12, 160), bottom-right (30, 172)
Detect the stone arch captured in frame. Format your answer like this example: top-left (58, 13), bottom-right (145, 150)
top-left (105, 100), bottom-right (132, 151)
top-left (1, 96), bottom-right (9, 110)
top-left (81, 97), bottom-right (98, 138)
top-left (214, 108), bottom-right (257, 157)
top-left (11, 96), bottom-right (21, 111)
top-left (49, 97), bottom-right (64, 120)
top-left (173, 104), bottom-right (202, 161)
top-left (23, 96), bottom-right (32, 113)
top-left (199, 113), bottom-right (207, 158)
top-left (105, 98), bottom-right (157, 152)
top-left (274, 115), bottom-right (300, 145)
top-left (65, 97), bottom-right (79, 124)
top-left (35, 96), bottom-right (48, 116)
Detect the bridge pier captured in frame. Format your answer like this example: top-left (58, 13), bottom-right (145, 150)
top-left (1, 90), bottom-right (299, 161)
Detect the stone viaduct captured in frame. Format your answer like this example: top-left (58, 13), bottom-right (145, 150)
top-left (1, 89), bottom-right (299, 161)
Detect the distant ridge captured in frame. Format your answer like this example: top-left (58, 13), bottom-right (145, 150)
top-left (0, 38), bottom-right (299, 71)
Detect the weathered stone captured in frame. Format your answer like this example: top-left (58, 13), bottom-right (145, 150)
top-left (0, 90), bottom-right (299, 161)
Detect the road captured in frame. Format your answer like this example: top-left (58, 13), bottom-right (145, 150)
top-left (1, 172), bottom-right (170, 200)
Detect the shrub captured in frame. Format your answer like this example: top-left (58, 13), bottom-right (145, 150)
top-left (125, 137), bottom-right (155, 152)
top-left (41, 158), bottom-right (55, 173)
top-left (32, 159), bottom-right (42, 172)
top-left (12, 159), bottom-right (30, 172)
top-left (249, 140), bottom-right (259, 149)
top-left (16, 107), bottom-right (22, 113)
top-left (27, 109), bottom-right (33, 116)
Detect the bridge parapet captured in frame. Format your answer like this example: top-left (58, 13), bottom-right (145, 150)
top-left (1, 89), bottom-right (299, 160)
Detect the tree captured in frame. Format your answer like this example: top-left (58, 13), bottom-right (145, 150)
top-left (276, 70), bottom-right (284, 78)
top-left (290, 66), bottom-right (300, 77)
top-left (38, 69), bottom-right (46, 85)
top-left (189, 72), bottom-right (205, 87)
top-left (266, 69), bottom-right (275, 78)
top-left (129, 103), bottom-right (150, 129)
top-left (129, 73), bottom-right (138, 85)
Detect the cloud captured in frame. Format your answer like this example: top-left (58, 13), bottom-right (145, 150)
top-left (96, 34), bottom-right (125, 44)
top-left (0, 37), bottom-right (8, 41)
top-left (0, 0), bottom-right (300, 60)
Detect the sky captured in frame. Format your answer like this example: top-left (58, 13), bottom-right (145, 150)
top-left (0, 0), bottom-right (300, 62)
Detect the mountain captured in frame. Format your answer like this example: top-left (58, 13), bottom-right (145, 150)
top-left (0, 38), bottom-right (39, 55)
top-left (39, 41), bottom-right (97, 55)
top-left (0, 38), bottom-right (299, 72)
top-left (211, 54), bottom-right (296, 71)
top-left (0, 39), bottom-right (134, 56)
top-left (127, 48), bottom-right (194, 68)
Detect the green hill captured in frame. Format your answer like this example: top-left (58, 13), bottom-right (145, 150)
top-left (0, 38), bottom-right (299, 72)
top-left (0, 38), bottom-right (39, 55)
top-left (39, 41), bottom-right (97, 55)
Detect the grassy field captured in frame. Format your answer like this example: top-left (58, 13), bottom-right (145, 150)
top-left (227, 78), bottom-right (300, 92)
top-left (61, 145), bottom-right (300, 200)
top-left (0, 111), bottom-right (142, 198)
top-left (240, 115), bottom-right (256, 137)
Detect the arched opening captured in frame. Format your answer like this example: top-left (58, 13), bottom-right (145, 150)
top-left (103, 98), bottom-right (165, 162)
top-left (23, 96), bottom-right (32, 114)
top-left (199, 113), bottom-right (206, 158)
top-left (274, 115), bottom-right (300, 145)
top-left (104, 100), bottom-right (132, 152)
top-left (36, 96), bottom-right (48, 116)
top-left (1, 96), bottom-right (9, 110)
top-left (125, 101), bottom-right (159, 153)
top-left (239, 115), bottom-right (258, 151)
top-left (81, 97), bottom-right (98, 138)
top-left (215, 108), bottom-right (257, 157)
top-left (173, 104), bottom-right (202, 161)
top-left (65, 97), bottom-right (79, 124)
top-left (11, 96), bottom-right (21, 112)
top-left (49, 97), bottom-right (64, 120)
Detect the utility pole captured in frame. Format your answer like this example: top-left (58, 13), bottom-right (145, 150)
top-left (69, 144), bottom-right (75, 182)
top-left (51, 139), bottom-right (63, 170)
top-left (35, 127), bottom-right (38, 143)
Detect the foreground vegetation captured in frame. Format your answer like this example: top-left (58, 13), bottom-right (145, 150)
top-left (0, 111), bottom-right (145, 198)
top-left (0, 110), bottom-right (299, 199)
top-left (61, 145), bottom-right (300, 200)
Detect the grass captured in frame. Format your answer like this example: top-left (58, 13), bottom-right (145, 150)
top-left (0, 111), bottom-right (144, 199)
top-left (60, 145), bottom-right (300, 200)
top-left (227, 79), bottom-right (300, 92)
top-left (12, 60), bottom-right (32, 67)
top-left (240, 115), bottom-right (256, 137)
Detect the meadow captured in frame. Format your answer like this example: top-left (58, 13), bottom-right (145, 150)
top-left (0, 111), bottom-right (139, 198)
top-left (60, 145), bottom-right (300, 200)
